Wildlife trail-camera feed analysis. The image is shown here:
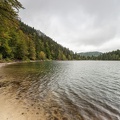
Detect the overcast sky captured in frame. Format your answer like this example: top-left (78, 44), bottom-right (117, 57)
top-left (19, 0), bottom-right (120, 53)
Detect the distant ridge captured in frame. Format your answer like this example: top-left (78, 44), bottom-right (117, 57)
top-left (78, 51), bottom-right (103, 57)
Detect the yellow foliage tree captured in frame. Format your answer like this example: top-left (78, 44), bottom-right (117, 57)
top-left (39, 51), bottom-right (46, 60)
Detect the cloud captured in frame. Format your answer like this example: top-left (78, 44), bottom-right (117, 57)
top-left (19, 0), bottom-right (120, 52)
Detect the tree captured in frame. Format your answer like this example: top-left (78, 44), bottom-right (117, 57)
top-left (15, 30), bottom-right (28, 60)
top-left (0, 0), bottom-right (23, 26)
top-left (28, 40), bottom-right (36, 60)
top-left (39, 51), bottom-right (46, 60)
top-left (0, 31), bottom-right (12, 58)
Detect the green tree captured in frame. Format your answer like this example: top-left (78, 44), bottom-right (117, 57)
top-left (39, 51), bottom-right (46, 60)
top-left (0, 32), bottom-right (12, 58)
top-left (0, 0), bottom-right (23, 27)
top-left (15, 30), bottom-right (28, 60)
top-left (28, 40), bottom-right (36, 60)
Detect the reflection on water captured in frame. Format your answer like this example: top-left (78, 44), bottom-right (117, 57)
top-left (0, 61), bottom-right (120, 120)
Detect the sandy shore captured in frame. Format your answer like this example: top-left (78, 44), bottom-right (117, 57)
top-left (0, 62), bottom-right (47, 120)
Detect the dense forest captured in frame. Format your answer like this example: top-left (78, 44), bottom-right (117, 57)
top-left (79, 50), bottom-right (120, 60)
top-left (97, 50), bottom-right (120, 60)
top-left (0, 0), bottom-right (80, 61)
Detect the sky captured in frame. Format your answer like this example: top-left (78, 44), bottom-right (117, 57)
top-left (18, 0), bottom-right (120, 53)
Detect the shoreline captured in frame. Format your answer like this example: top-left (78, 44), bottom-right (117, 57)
top-left (0, 60), bottom-right (35, 68)
top-left (0, 60), bottom-right (51, 68)
top-left (0, 63), bottom-right (10, 68)
top-left (0, 62), bottom-right (16, 68)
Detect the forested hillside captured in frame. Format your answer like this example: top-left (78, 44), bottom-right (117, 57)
top-left (78, 50), bottom-right (120, 60)
top-left (97, 50), bottom-right (120, 60)
top-left (0, 0), bottom-right (80, 61)
top-left (78, 51), bottom-right (102, 57)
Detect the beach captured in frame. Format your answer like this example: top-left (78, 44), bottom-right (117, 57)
top-left (0, 63), bottom-right (47, 120)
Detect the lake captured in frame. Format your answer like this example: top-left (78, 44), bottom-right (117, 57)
top-left (0, 61), bottom-right (120, 120)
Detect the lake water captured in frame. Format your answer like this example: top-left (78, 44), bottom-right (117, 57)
top-left (0, 61), bottom-right (120, 120)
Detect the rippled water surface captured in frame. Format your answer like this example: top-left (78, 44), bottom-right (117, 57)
top-left (0, 61), bottom-right (120, 120)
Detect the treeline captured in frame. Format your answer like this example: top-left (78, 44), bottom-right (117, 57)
top-left (79, 50), bottom-right (120, 60)
top-left (0, 0), bottom-right (80, 61)
top-left (97, 50), bottom-right (120, 60)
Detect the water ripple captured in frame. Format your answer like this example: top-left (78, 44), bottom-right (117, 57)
top-left (0, 61), bottom-right (120, 120)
